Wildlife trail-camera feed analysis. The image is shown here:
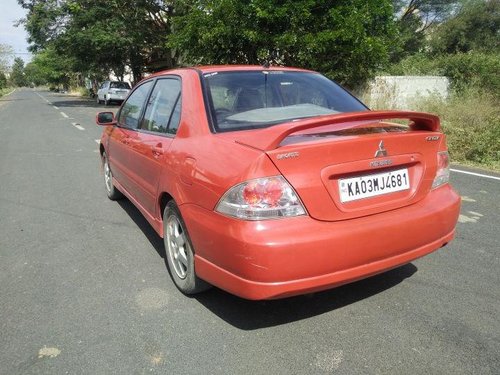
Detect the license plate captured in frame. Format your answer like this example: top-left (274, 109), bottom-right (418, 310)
top-left (339, 168), bottom-right (410, 203)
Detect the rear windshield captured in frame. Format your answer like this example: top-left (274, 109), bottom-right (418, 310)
top-left (110, 82), bottom-right (131, 89)
top-left (202, 71), bottom-right (367, 132)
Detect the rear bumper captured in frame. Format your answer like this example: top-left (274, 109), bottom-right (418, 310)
top-left (181, 185), bottom-right (460, 300)
top-left (107, 93), bottom-right (127, 101)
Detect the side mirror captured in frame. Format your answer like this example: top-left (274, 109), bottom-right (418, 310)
top-left (96, 111), bottom-right (116, 126)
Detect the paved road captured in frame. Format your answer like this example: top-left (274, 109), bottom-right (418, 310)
top-left (1, 89), bottom-right (499, 374)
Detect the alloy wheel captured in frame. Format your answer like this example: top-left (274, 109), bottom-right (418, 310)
top-left (104, 158), bottom-right (113, 193)
top-left (166, 215), bottom-right (189, 279)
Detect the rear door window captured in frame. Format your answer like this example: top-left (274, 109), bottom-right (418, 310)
top-left (140, 78), bottom-right (181, 135)
top-left (117, 80), bottom-right (154, 129)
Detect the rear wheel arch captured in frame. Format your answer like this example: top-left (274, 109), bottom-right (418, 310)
top-left (163, 199), bottom-right (211, 294)
top-left (159, 192), bottom-right (174, 221)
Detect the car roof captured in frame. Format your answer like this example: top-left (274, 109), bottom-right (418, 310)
top-left (147, 65), bottom-right (314, 79)
top-left (195, 65), bottom-right (313, 73)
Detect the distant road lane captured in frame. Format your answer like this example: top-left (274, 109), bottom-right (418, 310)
top-left (1, 89), bottom-right (499, 374)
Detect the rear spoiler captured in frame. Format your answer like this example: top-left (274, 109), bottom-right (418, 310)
top-left (234, 110), bottom-right (440, 151)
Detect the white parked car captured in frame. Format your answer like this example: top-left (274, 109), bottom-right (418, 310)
top-left (97, 81), bottom-right (131, 105)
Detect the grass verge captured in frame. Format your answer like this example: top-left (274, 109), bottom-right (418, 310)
top-left (0, 87), bottom-right (14, 98)
top-left (361, 86), bottom-right (499, 172)
top-left (412, 89), bottom-right (500, 172)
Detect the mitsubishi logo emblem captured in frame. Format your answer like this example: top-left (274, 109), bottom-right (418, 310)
top-left (374, 141), bottom-right (388, 157)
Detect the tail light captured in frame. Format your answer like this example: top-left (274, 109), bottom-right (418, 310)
top-left (216, 176), bottom-right (306, 220)
top-left (432, 151), bottom-right (450, 189)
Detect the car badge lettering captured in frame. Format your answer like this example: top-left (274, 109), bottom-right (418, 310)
top-left (370, 159), bottom-right (393, 168)
top-left (374, 140), bottom-right (388, 158)
top-left (277, 152), bottom-right (299, 160)
top-left (426, 136), bottom-right (440, 141)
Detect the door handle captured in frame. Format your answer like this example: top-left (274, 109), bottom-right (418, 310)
top-left (152, 144), bottom-right (163, 158)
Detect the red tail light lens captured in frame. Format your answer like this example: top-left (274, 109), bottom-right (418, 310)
top-left (216, 176), bottom-right (306, 220)
top-left (432, 151), bottom-right (450, 189)
top-left (242, 178), bottom-right (283, 206)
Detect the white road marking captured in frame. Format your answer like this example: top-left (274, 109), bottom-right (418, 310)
top-left (461, 196), bottom-right (476, 202)
top-left (71, 122), bottom-right (85, 131)
top-left (458, 214), bottom-right (481, 224)
top-left (60, 112), bottom-right (69, 118)
top-left (95, 139), bottom-right (100, 144)
top-left (35, 92), bottom-right (51, 103)
top-left (451, 168), bottom-right (500, 181)
top-left (52, 105), bottom-right (59, 110)
top-left (38, 346), bottom-right (61, 358)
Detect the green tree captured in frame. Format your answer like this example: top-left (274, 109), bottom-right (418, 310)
top-left (24, 60), bottom-right (46, 86)
top-left (392, 0), bottom-right (459, 59)
top-left (0, 72), bottom-right (7, 89)
top-left (9, 57), bottom-right (27, 87)
top-left (27, 46), bottom-right (73, 88)
top-left (169, 0), bottom-right (397, 87)
top-left (18, 0), bottom-right (174, 83)
top-left (17, 0), bottom-right (63, 52)
top-left (430, 0), bottom-right (500, 54)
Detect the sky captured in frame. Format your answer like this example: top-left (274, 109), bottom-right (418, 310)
top-left (0, 0), bottom-right (32, 66)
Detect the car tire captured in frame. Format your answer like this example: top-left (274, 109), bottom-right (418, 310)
top-left (96, 96), bottom-right (101, 104)
top-left (102, 152), bottom-right (123, 200)
top-left (163, 201), bottom-right (211, 295)
top-left (104, 96), bottom-right (109, 106)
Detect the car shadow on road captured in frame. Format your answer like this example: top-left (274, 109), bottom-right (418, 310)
top-left (50, 98), bottom-right (112, 109)
top-left (116, 197), bottom-right (418, 330)
top-left (194, 263), bottom-right (417, 330)
top-left (117, 199), bottom-right (166, 259)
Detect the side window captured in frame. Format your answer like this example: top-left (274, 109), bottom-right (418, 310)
top-left (167, 98), bottom-right (181, 135)
top-left (117, 80), bottom-right (153, 129)
top-left (141, 78), bottom-right (181, 135)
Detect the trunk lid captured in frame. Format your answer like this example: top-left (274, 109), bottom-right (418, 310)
top-left (233, 111), bottom-right (445, 221)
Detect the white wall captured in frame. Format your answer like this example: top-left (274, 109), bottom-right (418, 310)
top-left (367, 76), bottom-right (450, 110)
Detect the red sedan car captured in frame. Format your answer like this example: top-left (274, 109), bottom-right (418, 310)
top-left (96, 65), bottom-right (460, 300)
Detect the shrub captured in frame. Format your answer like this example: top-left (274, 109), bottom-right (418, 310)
top-left (413, 88), bottom-right (500, 171)
top-left (360, 83), bottom-right (500, 171)
top-left (437, 53), bottom-right (500, 94)
top-left (0, 72), bottom-right (7, 89)
top-left (71, 86), bottom-right (90, 97)
top-left (387, 52), bottom-right (500, 95)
